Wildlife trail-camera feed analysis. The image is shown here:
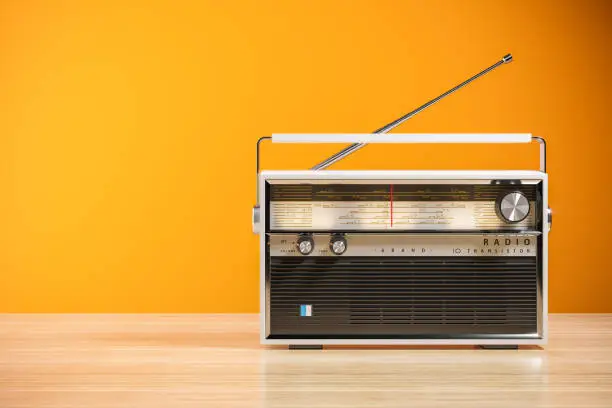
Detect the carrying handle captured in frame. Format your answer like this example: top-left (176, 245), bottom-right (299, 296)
top-left (272, 133), bottom-right (532, 144)
top-left (255, 134), bottom-right (547, 206)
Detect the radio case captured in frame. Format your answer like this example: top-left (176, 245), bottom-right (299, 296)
top-left (252, 55), bottom-right (551, 349)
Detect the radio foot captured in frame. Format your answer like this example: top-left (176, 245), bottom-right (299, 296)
top-left (289, 345), bottom-right (323, 350)
top-left (478, 345), bottom-right (519, 350)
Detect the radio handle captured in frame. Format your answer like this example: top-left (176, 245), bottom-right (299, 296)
top-left (311, 54), bottom-right (514, 170)
top-left (272, 133), bottom-right (532, 144)
top-left (254, 135), bottom-right (546, 203)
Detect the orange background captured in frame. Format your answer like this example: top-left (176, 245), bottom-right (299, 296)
top-left (1, 0), bottom-right (610, 312)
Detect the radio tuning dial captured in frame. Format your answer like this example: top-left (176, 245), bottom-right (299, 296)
top-left (330, 236), bottom-right (347, 255)
top-left (498, 191), bottom-right (530, 223)
top-left (296, 235), bottom-right (314, 255)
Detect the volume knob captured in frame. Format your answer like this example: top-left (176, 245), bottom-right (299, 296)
top-left (330, 236), bottom-right (347, 255)
top-left (498, 192), bottom-right (530, 223)
top-left (296, 236), bottom-right (314, 255)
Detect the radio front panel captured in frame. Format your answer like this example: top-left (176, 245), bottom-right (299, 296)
top-left (268, 233), bottom-right (539, 257)
top-left (260, 174), bottom-right (547, 344)
top-left (264, 232), bottom-right (542, 340)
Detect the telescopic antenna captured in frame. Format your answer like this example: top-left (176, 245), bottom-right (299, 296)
top-left (310, 54), bottom-right (513, 170)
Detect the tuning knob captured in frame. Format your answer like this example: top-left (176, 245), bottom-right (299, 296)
top-left (498, 191), bottom-right (530, 223)
top-left (296, 235), bottom-right (314, 255)
top-left (329, 235), bottom-right (347, 255)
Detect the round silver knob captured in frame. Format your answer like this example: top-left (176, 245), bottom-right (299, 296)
top-left (498, 191), bottom-right (530, 223)
top-left (330, 236), bottom-right (347, 255)
top-left (296, 236), bottom-right (314, 255)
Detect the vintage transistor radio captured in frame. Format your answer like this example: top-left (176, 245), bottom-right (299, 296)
top-left (253, 54), bottom-right (551, 349)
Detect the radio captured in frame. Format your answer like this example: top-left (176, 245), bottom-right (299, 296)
top-left (253, 54), bottom-right (551, 349)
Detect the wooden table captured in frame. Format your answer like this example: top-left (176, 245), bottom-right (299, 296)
top-left (1, 314), bottom-right (611, 407)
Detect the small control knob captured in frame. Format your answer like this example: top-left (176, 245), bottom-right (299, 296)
top-left (296, 236), bottom-right (314, 255)
top-left (329, 236), bottom-right (347, 255)
top-left (252, 206), bottom-right (261, 234)
top-left (498, 191), bottom-right (530, 223)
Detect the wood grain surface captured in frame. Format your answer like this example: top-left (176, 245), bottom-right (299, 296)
top-left (0, 314), bottom-right (611, 407)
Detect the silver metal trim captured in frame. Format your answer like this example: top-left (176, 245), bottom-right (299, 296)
top-left (255, 136), bottom-right (271, 207)
top-left (532, 136), bottom-right (546, 173)
top-left (253, 136), bottom-right (271, 235)
top-left (269, 233), bottom-right (539, 257)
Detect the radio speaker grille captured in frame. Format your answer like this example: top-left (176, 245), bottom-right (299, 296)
top-left (268, 257), bottom-right (538, 339)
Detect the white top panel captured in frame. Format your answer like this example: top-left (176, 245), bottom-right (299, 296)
top-left (260, 170), bottom-right (547, 180)
top-left (271, 133), bottom-right (532, 144)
